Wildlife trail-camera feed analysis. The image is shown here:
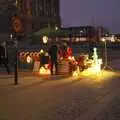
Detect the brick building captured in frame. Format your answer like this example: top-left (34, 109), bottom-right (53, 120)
top-left (17, 0), bottom-right (61, 33)
top-left (0, 0), bottom-right (61, 34)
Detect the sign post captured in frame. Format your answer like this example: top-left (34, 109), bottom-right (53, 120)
top-left (12, 14), bottom-right (23, 85)
top-left (14, 40), bottom-right (18, 85)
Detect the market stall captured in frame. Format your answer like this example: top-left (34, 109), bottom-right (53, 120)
top-left (18, 47), bottom-right (102, 76)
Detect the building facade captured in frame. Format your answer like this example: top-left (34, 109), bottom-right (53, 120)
top-left (16, 0), bottom-right (61, 33)
top-left (61, 26), bottom-right (110, 43)
top-left (61, 26), bottom-right (97, 42)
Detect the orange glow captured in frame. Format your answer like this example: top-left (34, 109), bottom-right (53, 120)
top-left (40, 49), bottom-right (44, 54)
top-left (72, 66), bottom-right (80, 77)
top-left (26, 55), bottom-right (32, 63)
top-left (68, 56), bottom-right (75, 61)
top-left (72, 58), bottom-right (102, 77)
top-left (81, 60), bottom-right (102, 76)
top-left (43, 36), bottom-right (48, 44)
top-left (39, 65), bottom-right (50, 75)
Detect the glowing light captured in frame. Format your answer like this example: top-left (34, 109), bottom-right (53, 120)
top-left (45, 52), bottom-right (49, 56)
top-left (30, 52), bottom-right (34, 56)
top-left (72, 66), bottom-right (80, 77)
top-left (91, 48), bottom-right (102, 74)
top-left (92, 48), bottom-right (98, 64)
top-left (39, 65), bottom-right (50, 75)
top-left (26, 56), bottom-right (32, 63)
top-left (84, 64), bottom-right (101, 75)
top-left (44, 64), bottom-right (49, 69)
top-left (40, 49), bottom-right (44, 54)
top-left (10, 34), bottom-right (13, 39)
top-left (43, 36), bottom-right (48, 44)
top-left (111, 35), bottom-right (115, 42)
top-left (60, 57), bottom-right (63, 60)
top-left (15, 0), bottom-right (18, 7)
top-left (102, 38), bottom-right (106, 42)
top-left (72, 48), bottom-right (102, 77)
top-left (55, 26), bottom-right (58, 30)
top-left (68, 56), bottom-right (75, 61)
top-left (83, 48), bottom-right (102, 75)
top-left (24, 52), bottom-right (29, 58)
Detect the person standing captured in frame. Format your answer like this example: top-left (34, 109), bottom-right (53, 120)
top-left (49, 44), bottom-right (58, 75)
top-left (62, 42), bottom-right (68, 58)
top-left (66, 44), bottom-right (73, 58)
top-left (0, 43), bottom-right (10, 74)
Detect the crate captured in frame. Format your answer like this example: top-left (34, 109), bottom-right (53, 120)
top-left (57, 60), bottom-right (71, 75)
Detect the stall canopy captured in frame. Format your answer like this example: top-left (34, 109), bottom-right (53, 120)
top-left (33, 27), bottom-right (70, 37)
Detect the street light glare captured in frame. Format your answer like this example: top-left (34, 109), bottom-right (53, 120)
top-left (55, 26), bottom-right (58, 30)
top-left (102, 38), bottom-right (106, 42)
top-left (10, 34), bottom-right (13, 39)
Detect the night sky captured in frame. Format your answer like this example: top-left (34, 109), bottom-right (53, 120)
top-left (60, 0), bottom-right (120, 32)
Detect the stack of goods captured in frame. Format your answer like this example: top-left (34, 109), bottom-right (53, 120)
top-left (57, 59), bottom-right (72, 75)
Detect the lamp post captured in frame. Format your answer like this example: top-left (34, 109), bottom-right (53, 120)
top-left (14, 39), bottom-right (18, 85)
top-left (2, 41), bottom-right (7, 58)
top-left (11, 14), bottom-right (23, 85)
top-left (102, 38), bottom-right (107, 66)
top-left (10, 34), bottom-right (18, 84)
top-left (55, 26), bottom-right (58, 42)
top-left (102, 38), bottom-right (112, 70)
top-left (10, 34), bottom-right (19, 85)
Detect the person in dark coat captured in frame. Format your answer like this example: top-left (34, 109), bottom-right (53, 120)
top-left (0, 43), bottom-right (10, 74)
top-left (49, 44), bottom-right (58, 75)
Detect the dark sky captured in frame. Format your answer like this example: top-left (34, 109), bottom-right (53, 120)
top-left (60, 0), bottom-right (120, 32)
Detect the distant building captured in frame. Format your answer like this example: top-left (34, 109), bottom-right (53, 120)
top-left (60, 26), bottom-right (110, 43)
top-left (17, 0), bottom-right (61, 33)
top-left (61, 26), bottom-right (96, 42)
top-left (96, 26), bottom-right (109, 40)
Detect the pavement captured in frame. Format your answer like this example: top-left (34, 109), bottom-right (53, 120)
top-left (0, 71), bottom-right (70, 87)
top-left (0, 57), bottom-right (119, 86)
top-left (76, 79), bottom-right (120, 120)
top-left (0, 59), bottom-right (120, 120)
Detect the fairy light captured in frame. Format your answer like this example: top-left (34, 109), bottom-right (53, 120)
top-left (26, 55), bottom-right (32, 63)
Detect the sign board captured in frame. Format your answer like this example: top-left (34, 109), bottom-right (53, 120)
top-left (33, 61), bottom-right (40, 72)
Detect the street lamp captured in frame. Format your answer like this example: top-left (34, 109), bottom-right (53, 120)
top-left (55, 26), bottom-right (58, 30)
top-left (55, 26), bottom-right (59, 42)
top-left (10, 34), bottom-right (13, 40)
top-left (14, 39), bottom-right (18, 85)
top-left (102, 38), bottom-right (112, 70)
